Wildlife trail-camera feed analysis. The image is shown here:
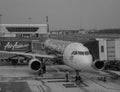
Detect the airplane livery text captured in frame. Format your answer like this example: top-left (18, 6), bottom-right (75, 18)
top-left (0, 41), bottom-right (30, 51)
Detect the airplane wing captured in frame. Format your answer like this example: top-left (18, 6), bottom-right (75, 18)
top-left (0, 50), bottom-right (55, 58)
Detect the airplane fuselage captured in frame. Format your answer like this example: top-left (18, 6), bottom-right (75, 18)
top-left (44, 39), bottom-right (95, 71)
top-left (63, 42), bottom-right (93, 70)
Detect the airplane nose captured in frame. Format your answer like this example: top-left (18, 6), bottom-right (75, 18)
top-left (83, 55), bottom-right (93, 65)
top-left (75, 55), bottom-right (93, 70)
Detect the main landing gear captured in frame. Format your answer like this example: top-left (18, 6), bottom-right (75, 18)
top-left (38, 58), bottom-right (46, 76)
top-left (38, 64), bottom-right (46, 76)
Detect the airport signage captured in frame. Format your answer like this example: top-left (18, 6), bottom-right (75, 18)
top-left (0, 41), bottom-right (31, 51)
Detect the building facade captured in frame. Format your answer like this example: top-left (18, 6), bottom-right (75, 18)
top-left (96, 38), bottom-right (120, 61)
top-left (0, 24), bottom-right (47, 37)
top-left (50, 29), bottom-right (86, 35)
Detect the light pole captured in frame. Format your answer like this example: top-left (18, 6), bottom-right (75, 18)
top-left (0, 14), bottom-right (2, 36)
top-left (28, 17), bottom-right (32, 24)
top-left (46, 16), bottom-right (50, 37)
top-left (46, 16), bottom-right (49, 33)
top-left (0, 14), bottom-right (2, 24)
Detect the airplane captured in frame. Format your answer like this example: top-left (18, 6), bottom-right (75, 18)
top-left (0, 38), bottom-right (106, 81)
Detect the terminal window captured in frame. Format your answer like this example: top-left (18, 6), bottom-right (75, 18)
top-left (101, 46), bottom-right (104, 53)
top-left (6, 27), bottom-right (39, 32)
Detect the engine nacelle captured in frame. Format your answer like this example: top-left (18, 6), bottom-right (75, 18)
top-left (29, 59), bottom-right (42, 72)
top-left (92, 60), bottom-right (106, 71)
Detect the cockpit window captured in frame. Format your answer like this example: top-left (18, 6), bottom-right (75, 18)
top-left (74, 51), bottom-right (77, 55)
top-left (71, 51), bottom-right (77, 55)
top-left (71, 51), bottom-right (90, 55)
top-left (78, 51), bottom-right (84, 55)
top-left (85, 51), bottom-right (90, 55)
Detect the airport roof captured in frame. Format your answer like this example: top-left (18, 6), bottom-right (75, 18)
top-left (0, 24), bottom-right (47, 27)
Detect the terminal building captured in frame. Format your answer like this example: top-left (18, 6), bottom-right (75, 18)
top-left (0, 24), bottom-right (120, 62)
top-left (50, 29), bottom-right (86, 35)
top-left (0, 24), bottom-right (47, 37)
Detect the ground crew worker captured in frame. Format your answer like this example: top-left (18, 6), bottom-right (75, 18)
top-left (38, 69), bottom-right (43, 77)
top-left (75, 73), bottom-right (82, 84)
top-left (65, 71), bottom-right (69, 82)
top-left (42, 64), bottom-right (46, 73)
top-left (103, 76), bottom-right (107, 82)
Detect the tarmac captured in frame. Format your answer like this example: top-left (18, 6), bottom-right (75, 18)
top-left (0, 63), bottom-right (120, 92)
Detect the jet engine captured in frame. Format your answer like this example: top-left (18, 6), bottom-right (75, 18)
top-left (29, 58), bottom-right (42, 72)
top-left (92, 60), bottom-right (106, 70)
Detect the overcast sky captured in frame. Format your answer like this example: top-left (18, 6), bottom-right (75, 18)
top-left (0, 0), bottom-right (120, 30)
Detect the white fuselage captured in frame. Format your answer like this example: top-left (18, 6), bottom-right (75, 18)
top-left (44, 39), bottom-right (93, 71)
top-left (63, 43), bottom-right (93, 70)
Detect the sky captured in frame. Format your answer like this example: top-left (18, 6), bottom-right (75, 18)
top-left (0, 0), bottom-right (120, 30)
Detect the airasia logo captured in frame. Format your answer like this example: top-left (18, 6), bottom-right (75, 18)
top-left (4, 42), bottom-right (29, 50)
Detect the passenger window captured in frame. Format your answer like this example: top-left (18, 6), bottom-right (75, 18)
top-left (101, 46), bottom-right (104, 53)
